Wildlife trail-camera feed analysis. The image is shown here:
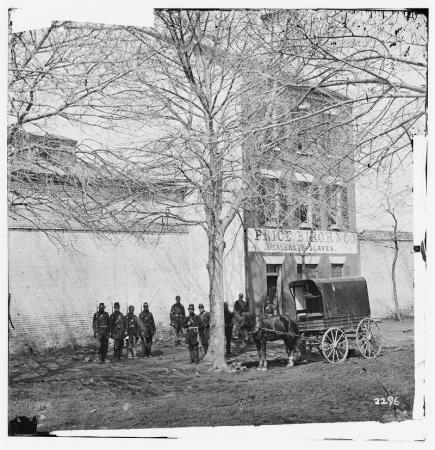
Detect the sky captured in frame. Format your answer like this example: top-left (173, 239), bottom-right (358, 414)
top-left (6, 2), bottom-right (423, 234)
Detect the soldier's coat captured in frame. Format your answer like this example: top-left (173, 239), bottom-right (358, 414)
top-left (183, 314), bottom-right (202, 346)
top-left (110, 311), bottom-right (125, 339)
top-left (139, 310), bottom-right (156, 338)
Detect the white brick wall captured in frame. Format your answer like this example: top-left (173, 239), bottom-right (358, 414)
top-left (8, 222), bottom-right (245, 353)
top-left (359, 237), bottom-right (414, 318)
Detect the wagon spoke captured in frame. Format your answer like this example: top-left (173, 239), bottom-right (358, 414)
top-left (337, 334), bottom-right (346, 344)
top-left (324, 346), bottom-right (334, 358)
top-left (361, 340), bottom-right (370, 351)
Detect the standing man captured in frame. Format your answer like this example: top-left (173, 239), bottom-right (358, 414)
top-left (110, 302), bottom-right (125, 361)
top-left (224, 302), bottom-right (233, 357)
top-left (198, 303), bottom-right (210, 355)
top-left (139, 302), bottom-right (156, 358)
top-left (183, 304), bottom-right (203, 364)
top-left (170, 295), bottom-right (185, 346)
top-left (124, 305), bottom-right (141, 359)
top-left (234, 293), bottom-right (247, 317)
top-left (233, 293), bottom-right (247, 355)
top-left (92, 303), bottom-right (111, 363)
top-left (264, 296), bottom-right (275, 315)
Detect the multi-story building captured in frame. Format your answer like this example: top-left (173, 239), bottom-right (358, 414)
top-left (242, 85), bottom-right (360, 316)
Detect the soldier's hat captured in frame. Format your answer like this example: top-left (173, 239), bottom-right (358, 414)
top-left (143, 302), bottom-right (148, 307)
top-left (188, 304), bottom-right (194, 310)
top-left (198, 303), bottom-right (204, 308)
top-left (99, 302), bottom-right (105, 308)
top-left (114, 302), bottom-right (120, 308)
top-left (128, 305), bottom-right (134, 310)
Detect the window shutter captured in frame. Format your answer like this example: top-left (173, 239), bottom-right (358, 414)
top-left (341, 186), bottom-right (349, 229)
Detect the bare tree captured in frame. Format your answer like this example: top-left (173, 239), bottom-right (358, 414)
top-left (255, 10), bottom-right (426, 176)
top-left (8, 9), bottom-right (427, 367)
top-left (358, 166), bottom-right (412, 321)
top-left (8, 20), bottom-right (179, 237)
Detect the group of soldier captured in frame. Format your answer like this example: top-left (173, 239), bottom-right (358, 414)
top-left (92, 295), bottom-right (213, 365)
top-left (92, 301), bottom-right (157, 363)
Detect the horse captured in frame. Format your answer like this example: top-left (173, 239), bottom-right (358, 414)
top-left (232, 312), bottom-right (299, 371)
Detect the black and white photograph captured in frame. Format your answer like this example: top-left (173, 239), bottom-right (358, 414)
top-left (4, 1), bottom-right (430, 444)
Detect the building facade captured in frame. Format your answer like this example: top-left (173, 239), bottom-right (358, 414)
top-left (242, 86), bottom-right (360, 316)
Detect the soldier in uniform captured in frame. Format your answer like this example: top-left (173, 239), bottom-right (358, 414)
top-left (264, 296), bottom-right (275, 315)
top-left (233, 293), bottom-right (247, 354)
top-left (109, 302), bottom-right (125, 360)
top-left (170, 295), bottom-right (185, 346)
top-left (139, 302), bottom-right (156, 358)
top-left (233, 293), bottom-right (247, 317)
top-left (124, 305), bottom-right (141, 359)
top-left (198, 303), bottom-right (210, 355)
top-left (224, 302), bottom-right (233, 356)
top-left (92, 302), bottom-right (111, 363)
top-left (183, 304), bottom-right (203, 364)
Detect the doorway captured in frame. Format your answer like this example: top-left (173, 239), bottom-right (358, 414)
top-left (266, 264), bottom-right (282, 314)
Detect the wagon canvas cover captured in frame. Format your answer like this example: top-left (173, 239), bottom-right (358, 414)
top-left (289, 276), bottom-right (371, 319)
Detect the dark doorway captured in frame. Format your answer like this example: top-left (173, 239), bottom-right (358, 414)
top-left (266, 263), bottom-right (282, 314)
top-left (266, 275), bottom-right (277, 302)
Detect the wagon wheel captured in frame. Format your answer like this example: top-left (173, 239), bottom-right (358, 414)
top-left (356, 318), bottom-right (382, 359)
top-left (321, 327), bottom-right (349, 363)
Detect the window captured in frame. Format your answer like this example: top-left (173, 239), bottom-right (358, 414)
top-left (331, 264), bottom-right (343, 277)
top-left (266, 264), bottom-right (280, 274)
top-left (341, 186), bottom-right (349, 229)
top-left (297, 264), bottom-right (318, 280)
top-left (326, 185), bottom-right (350, 230)
top-left (292, 182), bottom-right (320, 229)
top-left (256, 177), bottom-right (289, 227)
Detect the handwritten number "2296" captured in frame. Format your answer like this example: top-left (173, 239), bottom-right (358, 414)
top-left (374, 396), bottom-right (399, 406)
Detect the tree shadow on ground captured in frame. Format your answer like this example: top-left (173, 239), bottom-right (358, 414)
top-left (238, 348), bottom-right (363, 370)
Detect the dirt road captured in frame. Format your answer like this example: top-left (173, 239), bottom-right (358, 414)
top-left (8, 318), bottom-right (414, 432)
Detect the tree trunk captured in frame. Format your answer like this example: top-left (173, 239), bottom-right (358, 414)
top-left (391, 222), bottom-right (401, 321)
top-left (204, 228), bottom-right (227, 369)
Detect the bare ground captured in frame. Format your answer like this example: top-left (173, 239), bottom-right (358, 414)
top-left (8, 318), bottom-right (414, 432)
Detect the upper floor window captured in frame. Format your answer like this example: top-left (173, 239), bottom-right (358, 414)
top-left (326, 184), bottom-right (349, 230)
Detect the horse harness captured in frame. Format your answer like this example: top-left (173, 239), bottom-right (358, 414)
top-left (247, 326), bottom-right (299, 338)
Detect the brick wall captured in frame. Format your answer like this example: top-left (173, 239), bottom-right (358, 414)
top-left (8, 222), bottom-right (245, 353)
top-left (359, 231), bottom-right (414, 318)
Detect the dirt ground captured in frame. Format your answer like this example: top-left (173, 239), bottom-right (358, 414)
top-left (8, 318), bottom-right (415, 432)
